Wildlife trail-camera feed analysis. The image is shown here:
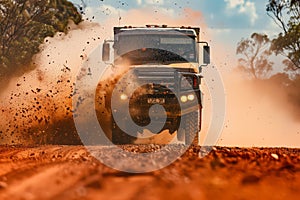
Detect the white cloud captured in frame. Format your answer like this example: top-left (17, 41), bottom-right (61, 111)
top-left (239, 1), bottom-right (258, 25)
top-left (136, 0), bottom-right (142, 5)
top-left (225, 0), bottom-right (244, 8)
top-left (211, 28), bottom-right (232, 34)
top-left (224, 0), bottom-right (258, 25)
top-left (98, 4), bottom-right (120, 16)
top-left (135, 0), bottom-right (165, 6)
top-left (145, 0), bottom-right (164, 5)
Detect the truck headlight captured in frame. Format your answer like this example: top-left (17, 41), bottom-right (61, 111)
top-left (187, 94), bottom-right (195, 101)
top-left (120, 94), bottom-right (128, 100)
top-left (180, 95), bottom-right (188, 103)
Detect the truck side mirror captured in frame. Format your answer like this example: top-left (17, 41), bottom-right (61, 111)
top-left (203, 46), bottom-right (210, 64)
top-left (102, 42), bottom-right (110, 61)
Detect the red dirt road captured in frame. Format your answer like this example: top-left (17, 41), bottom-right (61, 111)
top-left (0, 145), bottom-right (299, 200)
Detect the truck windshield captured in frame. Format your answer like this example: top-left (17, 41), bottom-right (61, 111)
top-left (114, 34), bottom-right (197, 64)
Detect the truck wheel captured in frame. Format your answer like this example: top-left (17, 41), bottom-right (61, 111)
top-left (177, 127), bottom-right (185, 142)
top-left (111, 120), bottom-right (136, 144)
top-left (182, 111), bottom-right (199, 146)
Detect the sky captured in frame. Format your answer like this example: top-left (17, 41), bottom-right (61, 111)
top-left (73, 0), bottom-right (279, 31)
top-left (70, 0), bottom-right (282, 69)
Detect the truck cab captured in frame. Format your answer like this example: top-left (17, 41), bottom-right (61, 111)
top-left (97, 25), bottom-right (210, 145)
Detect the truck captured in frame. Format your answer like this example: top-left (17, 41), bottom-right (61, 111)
top-left (96, 25), bottom-right (210, 145)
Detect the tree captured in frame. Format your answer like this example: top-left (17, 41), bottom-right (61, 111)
top-left (267, 0), bottom-right (300, 70)
top-left (236, 33), bottom-right (274, 79)
top-left (0, 0), bottom-right (82, 79)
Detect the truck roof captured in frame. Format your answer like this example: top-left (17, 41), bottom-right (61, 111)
top-left (114, 26), bottom-right (200, 38)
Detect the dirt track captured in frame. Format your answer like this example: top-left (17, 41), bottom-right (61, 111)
top-left (0, 145), bottom-right (299, 200)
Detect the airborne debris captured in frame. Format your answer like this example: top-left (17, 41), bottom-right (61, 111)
top-left (271, 153), bottom-right (279, 160)
top-left (0, 181), bottom-right (8, 189)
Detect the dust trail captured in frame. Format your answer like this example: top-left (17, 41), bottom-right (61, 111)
top-left (0, 5), bottom-right (205, 145)
top-left (1, 5), bottom-right (203, 145)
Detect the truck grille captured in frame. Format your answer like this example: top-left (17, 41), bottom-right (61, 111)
top-left (134, 67), bottom-right (176, 91)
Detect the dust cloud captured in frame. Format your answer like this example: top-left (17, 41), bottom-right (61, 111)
top-left (0, 21), bottom-right (103, 145)
top-left (0, 5), bottom-right (298, 147)
top-left (219, 71), bottom-right (300, 147)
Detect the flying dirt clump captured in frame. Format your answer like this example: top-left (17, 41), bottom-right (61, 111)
top-left (0, 68), bottom-right (80, 145)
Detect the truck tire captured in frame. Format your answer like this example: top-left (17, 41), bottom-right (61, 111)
top-left (111, 119), bottom-right (136, 144)
top-left (182, 111), bottom-right (200, 146)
